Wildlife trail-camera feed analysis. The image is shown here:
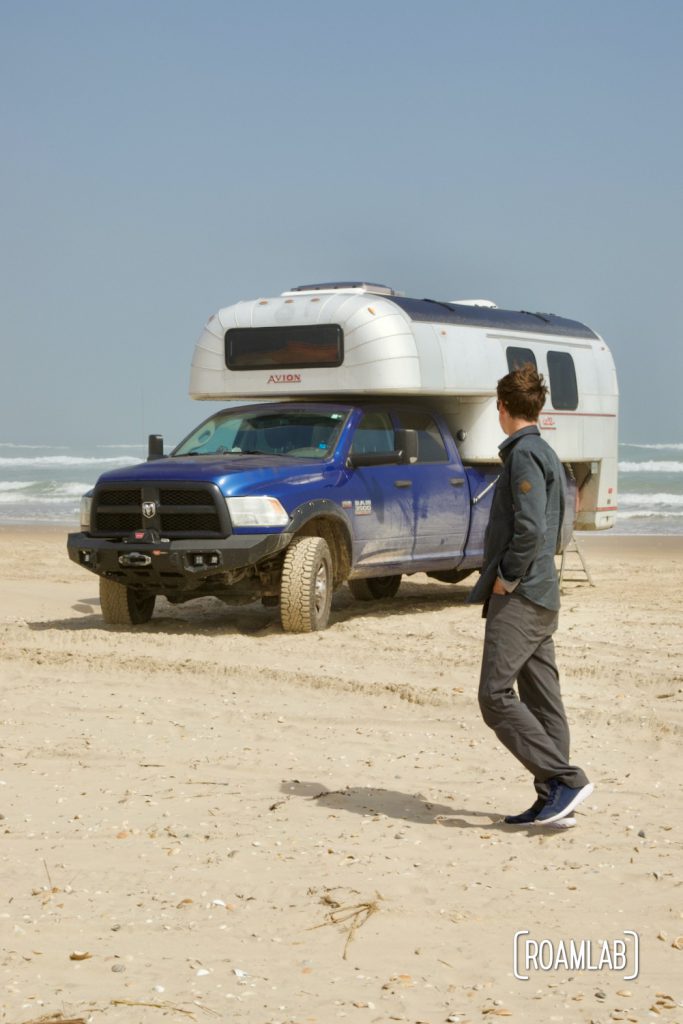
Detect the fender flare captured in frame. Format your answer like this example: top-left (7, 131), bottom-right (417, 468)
top-left (284, 499), bottom-right (355, 581)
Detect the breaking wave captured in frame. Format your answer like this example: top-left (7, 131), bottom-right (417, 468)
top-left (620, 442), bottom-right (683, 451)
top-left (618, 461), bottom-right (683, 473)
top-left (0, 455), bottom-right (139, 468)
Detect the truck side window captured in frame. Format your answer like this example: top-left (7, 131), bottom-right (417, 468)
top-left (397, 411), bottom-right (448, 463)
top-left (547, 351), bottom-right (578, 410)
top-left (351, 412), bottom-right (395, 454)
top-left (506, 346), bottom-right (537, 371)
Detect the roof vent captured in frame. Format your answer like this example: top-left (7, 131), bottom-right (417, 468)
top-left (283, 282), bottom-right (401, 297)
top-left (450, 298), bottom-right (498, 308)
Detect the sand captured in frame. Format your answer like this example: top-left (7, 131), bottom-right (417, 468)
top-left (0, 526), bottom-right (682, 1024)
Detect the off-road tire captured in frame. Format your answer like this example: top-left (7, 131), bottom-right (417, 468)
top-left (348, 575), bottom-right (402, 601)
top-left (279, 536), bottom-right (333, 633)
top-left (99, 577), bottom-right (156, 625)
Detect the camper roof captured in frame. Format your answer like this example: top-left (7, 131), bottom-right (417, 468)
top-left (280, 283), bottom-right (596, 339)
top-left (390, 296), bottom-right (598, 340)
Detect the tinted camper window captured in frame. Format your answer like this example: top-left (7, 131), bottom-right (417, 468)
top-left (547, 351), bottom-right (578, 410)
top-left (506, 347), bottom-right (537, 371)
top-left (225, 325), bottom-right (343, 370)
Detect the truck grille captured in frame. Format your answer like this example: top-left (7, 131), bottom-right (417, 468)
top-left (91, 483), bottom-right (228, 538)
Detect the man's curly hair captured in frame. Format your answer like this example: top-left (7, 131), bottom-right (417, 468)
top-left (497, 363), bottom-right (548, 421)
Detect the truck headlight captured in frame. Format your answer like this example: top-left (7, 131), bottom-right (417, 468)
top-left (80, 491), bottom-right (94, 530)
top-left (226, 496), bottom-right (289, 528)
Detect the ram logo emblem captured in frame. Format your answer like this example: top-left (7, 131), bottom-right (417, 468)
top-left (142, 501), bottom-right (157, 519)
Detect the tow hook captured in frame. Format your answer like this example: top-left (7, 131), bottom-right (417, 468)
top-left (118, 552), bottom-right (152, 567)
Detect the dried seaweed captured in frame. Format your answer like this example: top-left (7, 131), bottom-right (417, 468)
top-left (310, 893), bottom-right (383, 959)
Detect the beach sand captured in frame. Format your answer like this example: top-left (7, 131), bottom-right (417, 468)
top-left (0, 526), bottom-right (681, 1023)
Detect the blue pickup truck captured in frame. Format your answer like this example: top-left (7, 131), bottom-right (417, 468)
top-left (67, 281), bottom-right (616, 629)
top-left (67, 399), bottom-right (499, 630)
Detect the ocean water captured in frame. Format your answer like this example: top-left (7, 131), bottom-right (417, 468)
top-left (0, 443), bottom-right (145, 527)
top-left (0, 440), bottom-right (681, 534)
top-left (616, 442), bottom-right (683, 535)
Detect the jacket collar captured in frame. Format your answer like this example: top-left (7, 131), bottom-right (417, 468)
top-left (498, 424), bottom-right (540, 462)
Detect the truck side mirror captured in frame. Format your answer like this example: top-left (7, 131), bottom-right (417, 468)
top-left (395, 428), bottom-right (418, 464)
top-left (148, 434), bottom-right (164, 461)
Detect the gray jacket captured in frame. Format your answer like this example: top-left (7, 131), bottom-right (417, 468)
top-left (469, 425), bottom-right (565, 611)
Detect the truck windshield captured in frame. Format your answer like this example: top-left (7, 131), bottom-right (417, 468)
top-left (172, 409), bottom-right (348, 459)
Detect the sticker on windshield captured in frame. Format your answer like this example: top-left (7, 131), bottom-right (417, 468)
top-left (354, 499), bottom-right (372, 516)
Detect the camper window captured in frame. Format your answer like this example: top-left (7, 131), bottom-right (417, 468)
top-left (506, 347), bottom-right (537, 372)
top-left (225, 325), bottom-right (343, 370)
top-left (547, 351), bottom-right (579, 410)
top-left (395, 410), bottom-right (449, 463)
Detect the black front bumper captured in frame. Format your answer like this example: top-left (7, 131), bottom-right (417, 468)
top-left (67, 530), bottom-right (292, 593)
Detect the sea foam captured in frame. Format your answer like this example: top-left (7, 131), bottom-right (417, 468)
top-left (618, 460), bottom-right (683, 473)
top-left (0, 455), bottom-right (139, 468)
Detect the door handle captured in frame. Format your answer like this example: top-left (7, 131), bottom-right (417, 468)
top-left (394, 480), bottom-right (412, 488)
top-left (450, 478), bottom-right (465, 487)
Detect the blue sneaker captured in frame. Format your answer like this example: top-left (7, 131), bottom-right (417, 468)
top-left (503, 797), bottom-right (546, 825)
top-left (534, 781), bottom-right (593, 825)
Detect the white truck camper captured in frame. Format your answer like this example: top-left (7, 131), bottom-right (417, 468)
top-left (190, 282), bottom-right (618, 531)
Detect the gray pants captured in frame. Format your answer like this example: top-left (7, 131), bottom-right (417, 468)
top-left (478, 593), bottom-right (589, 798)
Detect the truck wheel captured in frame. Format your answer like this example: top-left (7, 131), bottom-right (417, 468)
top-left (279, 536), bottom-right (333, 633)
top-left (99, 577), bottom-right (156, 625)
top-left (348, 575), bottom-right (402, 601)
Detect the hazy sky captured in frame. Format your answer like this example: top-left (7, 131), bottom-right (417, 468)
top-left (2, 0), bottom-right (681, 446)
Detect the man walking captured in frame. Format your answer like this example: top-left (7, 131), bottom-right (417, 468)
top-left (469, 364), bottom-right (593, 826)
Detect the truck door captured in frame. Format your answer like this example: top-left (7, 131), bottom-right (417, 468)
top-left (394, 409), bottom-right (469, 565)
top-left (346, 411), bottom-right (415, 566)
